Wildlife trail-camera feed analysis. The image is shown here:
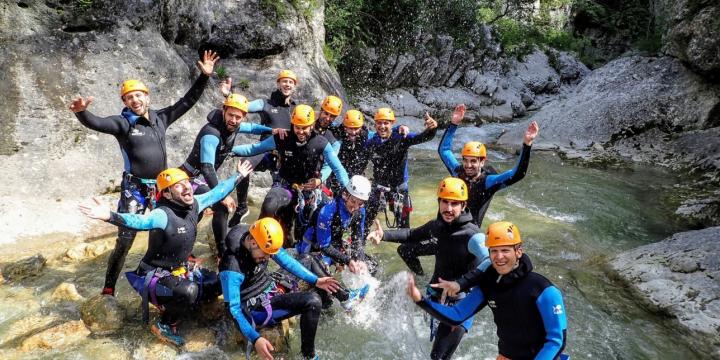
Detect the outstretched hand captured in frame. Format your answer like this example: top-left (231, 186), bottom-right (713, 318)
top-left (69, 96), bottom-right (93, 113)
top-left (406, 274), bottom-right (422, 302)
top-left (315, 276), bottom-right (340, 294)
top-left (272, 128), bottom-right (288, 140)
top-left (78, 196), bottom-right (112, 221)
top-left (219, 77), bottom-right (232, 97)
top-left (524, 121), bottom-right (539, 146)
top-left (198, 50), bottom-right (220, 76)
top-left (398, 125), bottom-right (410, 138)
top-left (348, 259), bottom-right (368, 274)
top-left (451, 104), bottom-right (466, 125)
top-left (236, 160), bottom-right (254, 178)
top-left (424, 112), bottom-right (438, 130)
top-left (430, 277), bottom-right (461, 298)
top-left (366, 219), bottom-right (384, 245)
top-left (254, 337), bottom-right (275, 360)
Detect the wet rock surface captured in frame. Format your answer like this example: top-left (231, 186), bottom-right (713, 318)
top-left (608, 226), bottom-right (720, 358)
top-left (80, 294), bottom-right (124, 335)
top-left (19, 320), bottom-right (91, 351)
top-left (1, 254), bottom-right (46, 281)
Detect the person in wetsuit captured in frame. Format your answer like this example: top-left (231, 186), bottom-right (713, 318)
top-left (220, 217), bottom-right (340, 360)
top-left (180, 93), bottom-right (285, 257)
top-left (69, 50), bottom-right (220, 296)
top-left (296, 175), bottom-right (374, 309)
top-left (226, 70), bottom-right (299, 222)
top-left (367, 177), bottom-right (490, 360)
top-left (407, 221), bottom-right (568, 360)
top-left (365, 107), bottom-right (438, 229)
top-left (231, 104), bottom-right (350, 247)
top-left (79, 160), bottom-right (254, 346)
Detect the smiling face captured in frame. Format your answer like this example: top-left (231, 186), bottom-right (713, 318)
top-left (489, 245), bottom-right (523, 275)
top-left (318, 110), bottom-right (336, 129)
top-left (293, 124), bottom-right (312, 142)
top-left (277, 78), bottom-right (296, 97)
top-left (342, 191), bottom-right (365, 213)
top-left (461, 156), bottom-right (486, 178)
top-left (163, 179), bottom-right (194, 206)
top-left (223, 106), bottom-right (246, 132)
top-left (344, 125), bottom-right (362, 141)
top-left (375, 119), bottom-right (393, 139)
top-left (122, 90), bottom-right (149, 116)
top-left (438, 198), bottom-right (465, 223)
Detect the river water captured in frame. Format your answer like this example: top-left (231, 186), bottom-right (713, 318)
top-left (0, 123), bottom-right (697, 359)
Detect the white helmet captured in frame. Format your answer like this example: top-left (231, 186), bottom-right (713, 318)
top-left (346, 175), bottom-right (371, 201)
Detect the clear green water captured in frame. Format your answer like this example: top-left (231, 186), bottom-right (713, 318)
top-left (0, 127), bottom-right (697, 359)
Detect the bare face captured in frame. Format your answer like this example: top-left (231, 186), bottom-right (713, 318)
top-left (163, 179), bottom-right (194, 206)
top-left (344, 126), bottom-right (362, 141)
top-left (461, 156), bottom-right (486, 178)
top-left (293, 124), bottom-right (312, 142)
top-left (438, 198), bottom-right (466, 223)
top-left (224, 107), bottom-right (246, 132)
top-left (375, 119), bottom-right (393, 139)
top-left (277, 78), bottom-right (296, 97)
top-left (342, 192), bottom-right (365, 213)
top-left (489, 245), bottom-right (523, 275)
top-left (122, 90), bottom-right (149, 116)
top-left (318, 110), bottom-right (336, 129)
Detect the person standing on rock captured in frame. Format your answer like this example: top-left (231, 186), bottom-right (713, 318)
top-left (439, 104), bottom-right (538, 227)
top-left (367, 177), bottom-right (489, 360)
top-left (364, 107), bottom-right (438, 229)
top-left (220, 217), bottom-right (340, 360)
top-left (221, 70), bottom-right (299, 227)
top-left (69, 50), bottom-right (220, 297)
top-left (180, 93), bottom-right (287, 257)
top-left (407, 221), bottom-right (568, 360)
top-left (79, 160), bottom-right (254, 347)
top-left (231, 104), bottom-right (350, 247)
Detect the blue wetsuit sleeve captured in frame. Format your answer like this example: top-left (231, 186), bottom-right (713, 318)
top-left (108, 209), bottom-right (168, 230)
top-left (195, 173), bottom-right (240, 211)
top-left (416, 286), bottom-right (485, 326)
top-left (219, 270), bottom-right (261, 343)
top-left (247, 99), bottom-right (264, 113)
top-left (323, 143), bottom-right (349, 187)
top-left (439, 124), bottom-right (461, 176)
top-left (468, 233), bottom-right (490, 271)
top-left (238, 122), bottom-right (272, 135)
top-left (273, 248), bottom-right (318, 284)
top-left (200, 135), bottom-right (220, 166)
top-left (232, 136), bottom-right (276, 157)
top-left (320, 140), bottom-right (342, 182)
top-left (485, 143), bottom-right (532, 191)
top-left (535, 286), bottom-right (568, 360)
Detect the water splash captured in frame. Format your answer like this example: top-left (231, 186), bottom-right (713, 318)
top-left (505, 195), bottom-right (586, 223)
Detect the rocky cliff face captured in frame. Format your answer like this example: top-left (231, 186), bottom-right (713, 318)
top-left (0, 0), bottom-right (341, 241)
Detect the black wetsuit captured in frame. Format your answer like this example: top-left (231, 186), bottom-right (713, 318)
top-left (382, 211), bottom-right (486, 360)
top-left (326, 126), bottom-right (371, 193)
top-left (74, 73), bottom-right (209, 292)
top-left (220, 225), bottom-right (322, 359)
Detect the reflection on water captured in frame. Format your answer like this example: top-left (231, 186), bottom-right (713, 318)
top-left (0, 126), bottom-right (700, 359)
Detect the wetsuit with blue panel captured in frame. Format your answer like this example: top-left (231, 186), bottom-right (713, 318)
top-left (104, 173), bottom-right (242, 327)
top-left (382, 210), bottom-right (489, 360)
top-left (439, 123), bottom-right (531, 226)
top-left (365, 125), bottom-right (437, 229)
top-left (219, 224), bottom-right (322, 359)
top-left (181, 109), bottom-right (272, 255)
top-left (73, 73), bottom-right (209, 294)
top-left (232, 131), bottom-right (350, 246)
top-left (416, 254), bottom-right (568, 360)
top-left (296, 196), bottom-right (369, 306)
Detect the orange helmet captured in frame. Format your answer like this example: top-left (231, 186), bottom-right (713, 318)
top-left (437, 177), bottom-right (468, 201)
top-left (223, 93), bottom-right (249, 113)
top-left (343, 110), bottom-right (364, 128)
top-left (277, 69), bottom-right (298, 84)
top-left (120, 79), bottom-right (149, 98)
top-left (291, 104), bottom-right (316, 126)
top-left (485, 221), bottom-right (522, 247)
top-left (374, 107), bottom-right (396, 122)
top-left (156, 168), bottom-right (189, 192)
top-left (249, 218), bottom-right (284, 254)
top-left (321, 95), bottom-right (343, 116)
top-left (462, 141), bottom-right (487, 158)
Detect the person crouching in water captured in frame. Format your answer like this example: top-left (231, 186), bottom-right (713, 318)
top-left (220, 217), bottom-right (340, 360)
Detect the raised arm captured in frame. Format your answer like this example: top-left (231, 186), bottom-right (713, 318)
top-left (405, 112), bottom-right (438, 146)
top-left (70, 95), bottom-right (127, 135)
top-left (484, 142), bottom-right (531, 191)
top-left (160, 50), bottom-right (219, 127)
top-left (247, 99), bottom-right (265, 113)
top-left (535, 286), bottom-right (568, 360)
top-left (231, 136), bottom-right (276, 157)
top-left (195, 160), bottom-right (253, 210)
top-left (79, 197), bottom-right (167, 230)
top-left (439, 124), bottom-right (461, 176)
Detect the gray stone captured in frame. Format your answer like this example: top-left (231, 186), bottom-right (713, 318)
top-left (511, 50), bottom-right (562, 94)
top-left (2, 254), bottom-right (46, 281)
top-left (80, 294), bottom-right (125, 335)
top-left (660, 0), bottom-right (720, 79)
top-left (608, 227), bottom-right (720, 357)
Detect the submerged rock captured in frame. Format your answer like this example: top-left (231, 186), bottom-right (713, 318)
top-left (63, 241), bottom-right (112, 262)
top-left (20, 320), bottom-right (90, 351)
top-left (51, 282), bottom-right (85, 302)
top-left (2, 254), bottom-right (46, 281)
top-left (608, 227), bottom-right (720, 358)
top-left (80, 294), bottom-right (124, 335)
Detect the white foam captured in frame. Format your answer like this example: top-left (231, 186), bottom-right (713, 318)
top-left (505, 195), bottom-right (586, 223)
